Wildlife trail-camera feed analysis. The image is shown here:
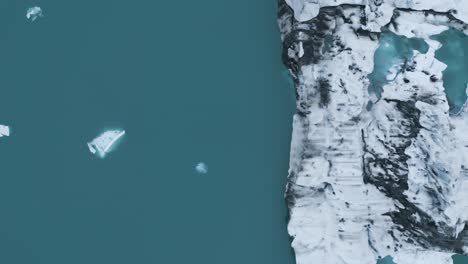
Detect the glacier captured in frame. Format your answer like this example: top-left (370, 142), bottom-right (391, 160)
top-left (87, 129), bottom-right (125, 158)
top-left (278, 1), bottom-right (468, 264)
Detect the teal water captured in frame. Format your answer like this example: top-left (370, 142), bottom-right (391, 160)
top-left (368, 31), bottom-right (429, 99)
top-left (0, 1), bottom-right (296, 264)
top-left (432, 29), bottom-right (468, 113)
top-left (377, 256), bottom-right (395, 264)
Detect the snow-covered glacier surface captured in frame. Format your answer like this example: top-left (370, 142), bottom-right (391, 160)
top-left (278, 1), bottom-right (468, 264)
top-left (87, 129), bottom-right (125, 158)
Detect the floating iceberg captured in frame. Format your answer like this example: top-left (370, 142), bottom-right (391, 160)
top-left (87, 129), bottom-right (125, 158)
top-left (26, 6), bottom-right (43, 21)
top-left (0, 125), bottom-right (10, 137)
top-left (195, 162), bottom-right (208, 174)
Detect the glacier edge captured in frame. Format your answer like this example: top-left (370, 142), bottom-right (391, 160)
top-left (278, 1), bottom-right (468, 264)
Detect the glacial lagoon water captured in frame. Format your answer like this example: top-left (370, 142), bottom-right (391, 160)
top-left (0, 1), bottom-right (296, 264)
top-left (368, 30), bottom-right (429, 99)
top-left (432, 29), bottom-right (468, 114)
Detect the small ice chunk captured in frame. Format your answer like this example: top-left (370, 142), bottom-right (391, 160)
top-left (87, 129), bottom-right (125, 158)
top-left (195, 162), bottom-right (208, 174)
top-left (26, 6), bottom-right (43, 21)
top-left (0, 125), bottom-right (10, 137)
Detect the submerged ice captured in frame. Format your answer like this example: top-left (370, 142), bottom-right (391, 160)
top-left (195, 162), bottom-right (208, 174)
top-left (87, 129), bottom-right (125, 158)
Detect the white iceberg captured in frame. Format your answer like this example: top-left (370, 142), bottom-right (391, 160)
top-left (0, 125), bottom-right (10, 137)
top-left (195, 162), bottom-right (208, 174)
top-left (26, 6), bottom-right (43, 21)
top-left (87, 129), bottom-right (125, 158)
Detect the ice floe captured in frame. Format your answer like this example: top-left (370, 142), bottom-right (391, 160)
top-left (0, 125), bottom-right (10, 137)
top-left (26, 6), bottom-right (43, 22)
top-left (87, 129), bottom-right (125, 158)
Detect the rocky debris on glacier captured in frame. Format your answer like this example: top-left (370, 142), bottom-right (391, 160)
top-left (26, 6), bottom-right (43, 22)
top-left (278, 1), bottom-right (468, 264)
top-left (87, 129), bottom-right (125, 158)
top-left (0, 125), bottom-right (10, 137)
